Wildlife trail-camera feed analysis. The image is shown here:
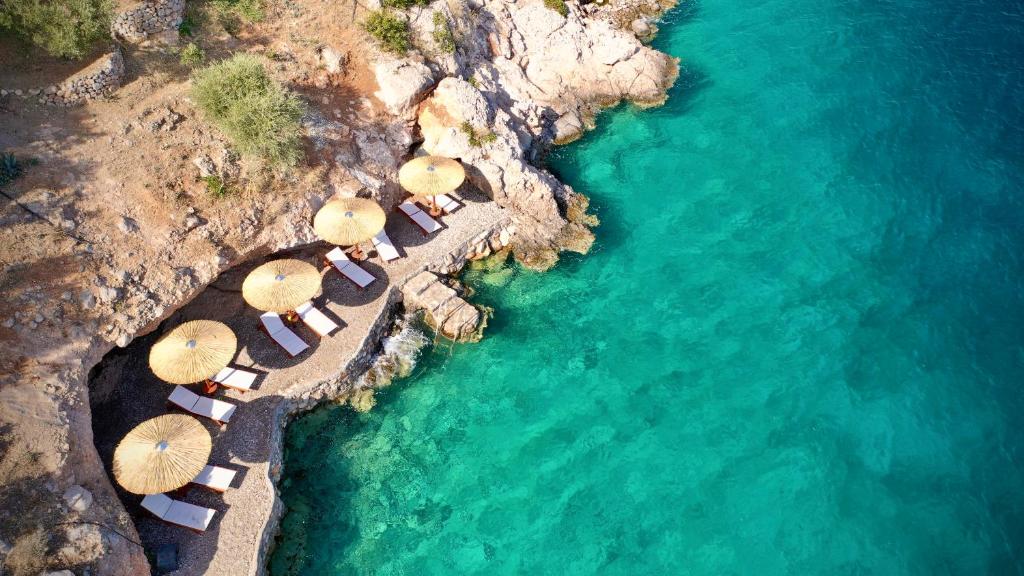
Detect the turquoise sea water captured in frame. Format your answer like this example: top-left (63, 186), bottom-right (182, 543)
top-left (270, 0), bottom-right (1024, 573)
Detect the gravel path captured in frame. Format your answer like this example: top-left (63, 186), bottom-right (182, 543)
top-left (90, 194), bottom-right (508, 575)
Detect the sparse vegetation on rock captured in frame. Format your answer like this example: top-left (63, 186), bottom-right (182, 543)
top-left (381, 0), bottom-right (430, 9)
top-left (191, 54), bottom-right (305, 167)
top-left (203, 174), bottom-right (232, 198)
top-left (460, 121), bottom-right (498, 147)
top-left (363, 9), bottom-right (409, 54)
top-left (432, 11), bottom-right (456, 54)
top-left (0, 0), bottom-right (114, 59)
top-left (545, 0), bottom-right (569, 17)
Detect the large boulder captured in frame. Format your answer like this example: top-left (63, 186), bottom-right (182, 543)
top-left (373, 59), bottom-right (437, 117)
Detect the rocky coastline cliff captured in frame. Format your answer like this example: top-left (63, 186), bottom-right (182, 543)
top-left (0, 0), bottom-right (677, 573)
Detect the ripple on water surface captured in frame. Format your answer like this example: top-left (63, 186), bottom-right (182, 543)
top-left (270, 0), bottom-right (1024, 573)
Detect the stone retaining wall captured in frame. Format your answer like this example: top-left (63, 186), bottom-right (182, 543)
top-left (111, 0), bottom-right (186, 42)
top-left (1, 49), bottom-right (126, 107)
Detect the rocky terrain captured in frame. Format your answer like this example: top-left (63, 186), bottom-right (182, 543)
top-left (0, 0), bottom-right (677, 573)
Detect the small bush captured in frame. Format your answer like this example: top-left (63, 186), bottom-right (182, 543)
top-left (363, 10), bottom-right (409, 54)
top-left (178, 10), bottom-right (198, 37)
top-left (202, 175), bottom-right (232, 198)
top-left (380, 0), bottom-right (429, 9)
top-left (466, 76), bottom-right (479, 88)
top-left (544, 0), bottom-right (569, 17)
top-left (0, 0), bottom-right (114, 59)
top-left (0, 153), bottom-right (23, 187)
top-left (460, 121), bottom-right (497, 147)
top-left (211, 0), bottom-right (263, 22)
top-left (432, 12), bottom-right (455, 54)
top-left (191, 55), bottom-right (305, 167)
top-left (180, 43), bottom-right (205, 68)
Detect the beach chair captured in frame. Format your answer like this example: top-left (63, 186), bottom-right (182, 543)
top-left (141, 493), bottom-right (216, 533)
top-left (259, 312), bottom-right (310, 357)
top-left (424, 193), bottom-right (462, 214)
top-left (295, 301), bottom-right (339, 337)
top-left (191, 465), bottom-right (237, 493)
top-left (211, 366), bottom-right (258, 392)
top-left (325, 247), bottom-right (376, 288)
top-left (398, 201), bottom-right (443, 235)
top-left (168, 386), bottom-right (236, 425)
top-left (372, 230), bottom-right (401, 262)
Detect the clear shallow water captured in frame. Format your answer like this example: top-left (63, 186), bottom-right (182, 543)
top-left (270, 0), bottom-right (1024, 573)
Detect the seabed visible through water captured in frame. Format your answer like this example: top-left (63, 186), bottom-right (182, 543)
top-left (270, 0), bottom-right (1024, 573)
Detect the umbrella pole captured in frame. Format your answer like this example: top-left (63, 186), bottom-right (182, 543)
top-left (429, 196), bottom-right (442, 217)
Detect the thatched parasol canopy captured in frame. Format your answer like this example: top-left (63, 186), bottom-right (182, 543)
top-left (398, 156), bottom-right (465, 198)
top-left (242, 259), bottom-right (321, 313)
top-left (149, 320), bottom-right (236, 385)
top-left (313, 198), bottom-right (387, 246)
top-left (113, 414), bottom-right (212, 495)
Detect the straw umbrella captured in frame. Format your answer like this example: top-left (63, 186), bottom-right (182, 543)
top-left (398, 155), bottom-right (466, 216)
top-left (113, 414), bottom-right (212, 495)
top-left (149, 320), bottom-right (236, 393)
top-left (313, 197), bottom-right (386, 260)
top-left (242, 259), bottom-right (321, 322)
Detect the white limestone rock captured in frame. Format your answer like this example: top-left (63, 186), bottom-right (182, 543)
top-left (372, 59), bottom-right (436, 117)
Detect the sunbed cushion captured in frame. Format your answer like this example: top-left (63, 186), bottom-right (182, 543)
top-left (212, 367), bottom-right (257, 391)
top-left (193, 465), bottom-right (236, 492)
top-left (295, 301), bottom-right (339, 337)
top-left (164, 499), bottom-right (216, 531)
top-left (168, 385), bottom-right (199, 411)
top-left (194, 396), bottom-right (236, 423)
top-left (433, 193), bottom-right (462, 213)
top-left (259, 311), bottom-right (286, 334)
top-left (399, 201), bottom-right (443, 234)
top-left (372, 230), bottom-right (401, 261)
top-left (260, 312), bottom-right (309, 356)
top-left (141, 493), bottom-right (173, 519)
top-left (326, 248), bottom-right (376, 287)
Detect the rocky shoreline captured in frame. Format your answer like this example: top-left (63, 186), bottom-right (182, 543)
top-left (0, 0), bottom-right (678, 573)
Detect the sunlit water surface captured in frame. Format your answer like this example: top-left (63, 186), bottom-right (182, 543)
top-left (270, 0), bottom-right (1024, 573)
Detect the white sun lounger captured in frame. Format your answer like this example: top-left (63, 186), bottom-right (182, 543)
top-left (168, 386), bottom-right (236, 424)
top-left (427, 193), bottom-right (462, 214)
top-left (371, 230), bottom-right (401, 262)
top-left (295, 301), bottom-right (339, 337)
top-left (325, 247), bottom-right (376, 288)
top-left (142, 493), bottom-right (216, 532)
top-left (399, 201), bottom-right (443, 235)
top-left (211, 366), bottom-right (258, 392)
top-left (259, 312), bottom-right (309, 356)
top-left (191, 465), bottom-right (237, 493)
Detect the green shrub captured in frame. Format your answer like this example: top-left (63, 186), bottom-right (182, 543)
top-left (0, 0), bottom-right (114, 59)
top-left (180, 43), bottom-right (205, 68)
top-left (0, 154), bottom-right (22, 187)
top-left (178, 10), bottom-right (198, 37)
top-left (363, 10), bottom-right (409, 54)
top-left (202, 175), bottom-right (233, 198)
top-left (432, 12), bottom-right (455, 54)
top-left (191, 55), bottom-right (305, 167)
top-left (210, 0), bottom-right (263, 22)
top-left (460, 121), bottom-right (497, 147)
top-left (380, 0), bottom-right (430, 9)
top-left (544, 0), bottom-right (568, 17)
top-left (466, 75), bottom-right (479, 88)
